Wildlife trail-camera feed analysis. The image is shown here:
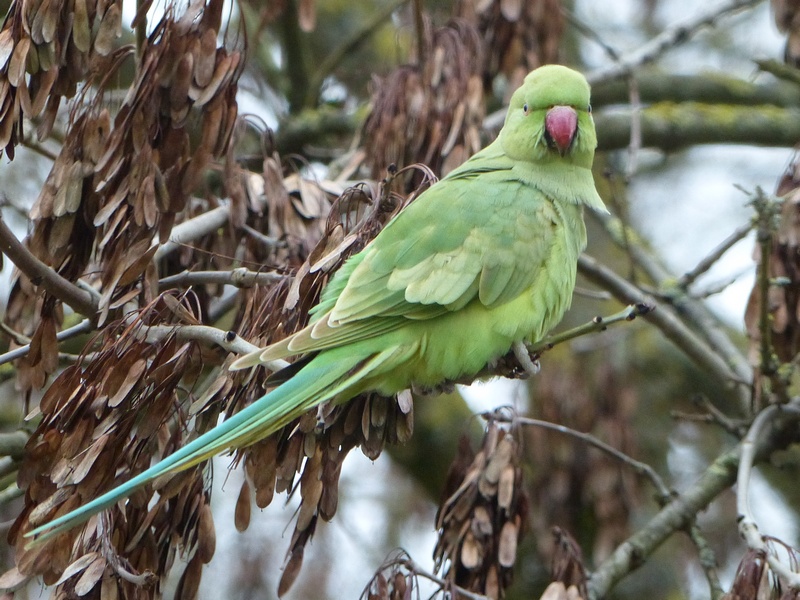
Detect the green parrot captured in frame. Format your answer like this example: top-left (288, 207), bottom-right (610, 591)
top-left (26, 64), bottom-right (606, 543)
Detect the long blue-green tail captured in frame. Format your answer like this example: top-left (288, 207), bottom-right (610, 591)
top-left (24, 348), bottom-right (372, 545)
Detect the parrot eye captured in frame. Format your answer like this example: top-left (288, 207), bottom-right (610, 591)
top-left (587, 104), bottom-right (592, 113)
top-left (522, 103), bottom-right (529, 115)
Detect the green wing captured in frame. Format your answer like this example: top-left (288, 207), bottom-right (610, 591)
top-left (330, 154), bottom-right (558, 321)
top-left (233, 149), bottom-right (560, 367)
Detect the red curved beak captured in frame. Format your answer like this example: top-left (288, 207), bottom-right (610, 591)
top-left (544, 105), bottom-right (578, 155)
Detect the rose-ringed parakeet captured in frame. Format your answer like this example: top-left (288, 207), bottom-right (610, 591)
top-left (26, 64), bottom-right (606, 543)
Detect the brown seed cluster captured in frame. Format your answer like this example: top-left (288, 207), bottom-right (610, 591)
top-left (360, 551), bottom-right (420, 600)
top-left (7, 170), bottom-right (429, 597)
top-left (433, 418), bottom-right (528, 599)
top-left (362, 20), bottom-right (485, 184)
top-left (458, 0), bottom-right (564, 98)
top-left (723, 544), bottom-right (800, 600)
top-left (5, 0), bottom-right (240, 397)
top-left (0, 0), bottom-right (123, 159)
top-left (746, 0), bottom-right (800, 373)
top-left (544, 527), bottom-right (588, 600)
top-left (9, 293), bottom-right (213, 599)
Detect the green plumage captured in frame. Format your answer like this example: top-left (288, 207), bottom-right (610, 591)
top-left (26, 64), bottom-right (606, 543)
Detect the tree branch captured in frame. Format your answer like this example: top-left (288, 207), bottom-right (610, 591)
top-left (591, 73), bottom-right (800, 110)
top-left (153, 204), bottom-right (232, 261)
top-left (0, 215), bottom-right (98, 317)
top-left (532, 303), bottom-right (653, 354)
top-left (281, 0), bottom-right (312, 112)
top-left (305, 0), bottom-right (408, 108)
top-left (736, 401), bottom-right (800, 588)
top-left (503, 414), bottom-right (672, 502)
top-left (588, 405), bottom-right (800, 599)
top-left (595, 104), bottom-right (800, 152)
top-left (133, 321), bottom-right (290, 372)
top-left (586, 0), bottom-right (764, 86)
top-left (0, 318), bottom-right (93, 366)
top-left (589, 212), bottom-right (753, 405)
top-left (678, 221), bottom-right (753, 289)
top-left (293, 100), bottom-right (800, 158)
top-left (275, 106), bottom-right (366, 157)
top-left (687, 523), bottom-right (725, 600)
top-left (0, 432), bottom-right (28, 459)
top-left (578, 254), bottom-right (751, 409)
top-left (159, 268), bottom-right (285, 291)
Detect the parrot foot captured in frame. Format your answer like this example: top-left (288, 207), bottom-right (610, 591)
top-left (512, 341), bottom-right (540, 377)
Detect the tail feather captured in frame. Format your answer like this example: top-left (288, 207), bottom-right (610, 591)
top-left (24, 350), bottom-right (364, 545)
top-left (211, 344), bottom-right (415, 451)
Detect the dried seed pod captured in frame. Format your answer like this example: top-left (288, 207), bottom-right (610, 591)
top-left (549, 527), bottom-right (588, 599)
top-left (434, 419), bottom-right (528, 598)
top-left (458, 0), bottom-right (564, 96)
top-left (361, 552), bottom-right (419, 600)
top-left (362, 20), bottom-right (484, 186)
top-left (11, 293), bottom-right (214, 598)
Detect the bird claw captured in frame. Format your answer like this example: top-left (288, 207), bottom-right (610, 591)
top-left (512, 341), bottom-right (540, 377)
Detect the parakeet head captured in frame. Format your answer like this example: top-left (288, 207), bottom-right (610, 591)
top-left (499, 65), bottom-right (597, 169)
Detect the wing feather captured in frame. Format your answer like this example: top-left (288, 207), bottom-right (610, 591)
top-left (238, 147), bottom-right (561, 364)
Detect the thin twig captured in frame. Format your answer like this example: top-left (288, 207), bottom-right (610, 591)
top-left (159, 268), bottom-right (285, 291)
top-left (153, 204), bottom-right (232, 261)
top-left (400, 557), bottom-right (490, 600)
top-left (0, 318), bottom-right (93, 366)
top-left (483, 0), bottom-right (765, 131)
top-left (241, 224), bottom-right (283, 248)
top-left (132, 321), bottom-right (289, 373)
top-left (0, 483), bottom-right (23, 506)
top-left (578, 254), bottom-right (751, 408)
top-left (586, 0), bottom-right (763, 85)
top-left (100, 512), bottom-right (159, 586)
top-left (0, 321), bottom-right (30, 345)
top-left (588, 212), bottom-right (753, 401)
top-left (208, 290), bottom-right (240, 324)
top-left (737, 401), bottom-right (800, 588)
top-left (305, 0), bottom-right (408, 106)
top-left (531, 303), bottom-right (653, 354)
top-left (687, 523), bottom-right (725, 600)
top-left (687, 395), bottom-right (745, 437)
top-left (508, 415), bottom-right (672, 503)
top-left (563, 9), bottom-right (622, 61)
top-left (585, 410), bottom-right (800, 600)
top-left (678, 222), bottom-right (753, 289)
top-left (751, 188), bottom-right (781, 391)
top-left (0, 215), bottom-right (98, 317)
top-left (19, 138), bottom-right (58, 161)
top-left (689, 271), bottom-right (748, 299)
